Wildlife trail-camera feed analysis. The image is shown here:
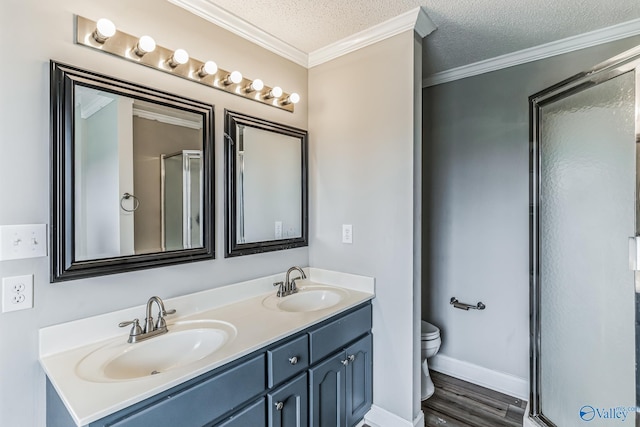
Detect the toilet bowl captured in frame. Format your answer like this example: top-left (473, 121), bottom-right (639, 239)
top-left (421, 321), bottom-right (441, 400)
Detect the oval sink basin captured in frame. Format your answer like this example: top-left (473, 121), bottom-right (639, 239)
top-left (263, 285), bottom-right (349, 312)
top-left (76, 320), bottom-right (236, 382)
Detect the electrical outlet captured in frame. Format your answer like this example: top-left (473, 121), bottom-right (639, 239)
top-left (342, 224), bottom-right (353, 244)
top-left (2, 275), bottom-right (33, 313)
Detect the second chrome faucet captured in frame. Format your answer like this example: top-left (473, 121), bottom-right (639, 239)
top-left (274, 266), bottom-right (307, 297)
top-left (119, 296), bottom-right (176, 343)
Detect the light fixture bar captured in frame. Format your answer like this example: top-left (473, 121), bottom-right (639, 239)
top-left (75, 15), bottom-right (296, 112)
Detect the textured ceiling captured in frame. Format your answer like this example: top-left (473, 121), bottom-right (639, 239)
top-left (184, 0), bottom-right (640, 76)
top-left (423, 0), bottom-right (640, 75)
top-left (204, 0), bottom-right (427, 53)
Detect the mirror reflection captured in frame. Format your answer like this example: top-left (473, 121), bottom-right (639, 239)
top-left (50, 61), bottom-right (214, 282)
top-left (225, 110), bottom-right (308, 257)
top-left (236, 125), bottom-right (302, 244)
top-left (74, 87), bottom-right (204, 260)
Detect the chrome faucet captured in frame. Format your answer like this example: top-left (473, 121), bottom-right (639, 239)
top-left (272, 266), bottom-right (307, 297)
top-left (285, 266), bottom-right (306, 295)
top-left (119, 296), bottom-right (176, 343)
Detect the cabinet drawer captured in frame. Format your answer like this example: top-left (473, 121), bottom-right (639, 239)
top-left (267, 334), bottom-right (309, 387)
top-left (213, 397), bottom-right (266, 427)
top-left (309, 304), bottom-right (371, 364)
top-left (100, 354), bottom-right (266, 427)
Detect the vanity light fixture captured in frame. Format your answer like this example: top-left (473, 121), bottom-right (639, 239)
top-left (197, 60), bottom-right (218, 78)
top-left (265, 86), bottom-right (283, 100)
top-left (245, 78), bottom-right (264, 93)
top-left (282, 92), bottom-right (301, 105)
top-left (223, 71), bottom-right (243, 86)
top-left (133, 35), bottom-right (156, 57)
top-left (93, 18), bottom-right (116, 43)
top-left (168, 49), bottom-right (189, 68)
top-left (75, 15), bottom-right (297, 112)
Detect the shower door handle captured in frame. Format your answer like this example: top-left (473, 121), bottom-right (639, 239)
top-left (629, 236), bottom-right (640, 270)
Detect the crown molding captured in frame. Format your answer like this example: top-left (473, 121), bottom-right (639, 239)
top-left (309, 7), bottom-right (436, 68)
top-left (423, 18), bottom-right (640, 87)
top-left (167, 0), bottom-right (308, 67)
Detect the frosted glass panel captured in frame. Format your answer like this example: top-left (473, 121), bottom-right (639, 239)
top-left (539, 71), bottom-right (636, 426)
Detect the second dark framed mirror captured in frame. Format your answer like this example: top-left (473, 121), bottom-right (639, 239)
top-left (224, 110), bottom-right (308, 257)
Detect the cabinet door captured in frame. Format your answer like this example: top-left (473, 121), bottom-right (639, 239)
top-left (267, 372), bottom-right (308, 427)
top-left (308, 351), bottom-right (346, 427)
top-left (345, 334), bottom-right (372, 427)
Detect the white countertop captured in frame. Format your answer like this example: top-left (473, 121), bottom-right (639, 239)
top-left (39, 268), bottom-right (374, 426)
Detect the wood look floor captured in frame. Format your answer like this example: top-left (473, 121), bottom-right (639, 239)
top-left (421, 371), bottom-right (526, 427)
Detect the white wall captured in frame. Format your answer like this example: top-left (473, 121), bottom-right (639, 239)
top-left (309, 31), bottom-right (423, 425)
top-left (0, 1), bottom-right (308, 425)
top-left (422, 35), bottom-right (640, 395)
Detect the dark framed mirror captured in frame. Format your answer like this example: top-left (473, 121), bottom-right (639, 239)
top-left (224, 110), bottom-right (308, 257)
top-left (50, 61), bottom-right (214, 282)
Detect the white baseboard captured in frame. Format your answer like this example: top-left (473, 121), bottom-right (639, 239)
top-left (365, 405), bottom-right (425, 427)
top-left (429, 354), bottom-right (529, 401)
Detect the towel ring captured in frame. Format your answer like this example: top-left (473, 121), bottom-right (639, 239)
top-left (120, 193), bottom-right (140, 212)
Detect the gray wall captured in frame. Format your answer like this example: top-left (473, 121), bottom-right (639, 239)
top-left (0, 1), bottom-right (307, 426)
top-left (309, 31), bottom-right (423, 424)
top-left (422, 35), bottom-right (640, 381)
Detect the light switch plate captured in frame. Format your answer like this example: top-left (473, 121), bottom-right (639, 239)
top-left (0, 224), bottom-right (47, 261)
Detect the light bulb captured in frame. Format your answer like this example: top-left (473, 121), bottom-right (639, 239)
top-left (265, 86), bottom-right (283, 99)
top-left (283, 92), bottom-right (300, 105)
top-left (245, 79), bottom-right (264, 93)
top-left (230, 71), bottom-right (243, 84)
top-left (168, 49), bottom-right (189, 67)
top-left (198, 60), bottom-right (218, 77)
top-left (223, 71), bottom-right (243, 85)
top-left (93, 18), bottom-right (116, 43)
top-left (134, 35), bottom-right (156, 57)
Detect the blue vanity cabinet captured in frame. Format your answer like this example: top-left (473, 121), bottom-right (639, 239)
top-left (46, 302), bottom-right (372, 427)
top-left (308, 334), bottom-right (373, 427)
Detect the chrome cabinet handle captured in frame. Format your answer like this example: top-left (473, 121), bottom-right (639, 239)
top-left (289, 356), bottom-right (298, 365)
top-left (342, 354), bottom-right (356, 366)
top-left (275, 401), bottom-right (284, 411)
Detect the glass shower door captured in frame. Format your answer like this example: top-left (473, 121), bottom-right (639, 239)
top-left (531, 47), bottom-right (640, 427)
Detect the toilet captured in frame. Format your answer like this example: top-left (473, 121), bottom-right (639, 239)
top-left (421, 320), bottom-right (441, 400)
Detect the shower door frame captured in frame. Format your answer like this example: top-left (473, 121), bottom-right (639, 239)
top-left (529, 45), bottom-right (640, 426)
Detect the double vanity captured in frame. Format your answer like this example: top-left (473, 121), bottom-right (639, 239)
top-left (41, 269), bottom-right (375, 427)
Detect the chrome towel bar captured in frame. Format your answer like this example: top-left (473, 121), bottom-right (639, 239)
top-left (450, 297), bottom-right (486, 311)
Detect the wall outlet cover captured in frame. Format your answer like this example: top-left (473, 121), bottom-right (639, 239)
top-left (2, 274), bottom-right (34, 313)
top-left (342, 224), bottom-right (353, 244)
